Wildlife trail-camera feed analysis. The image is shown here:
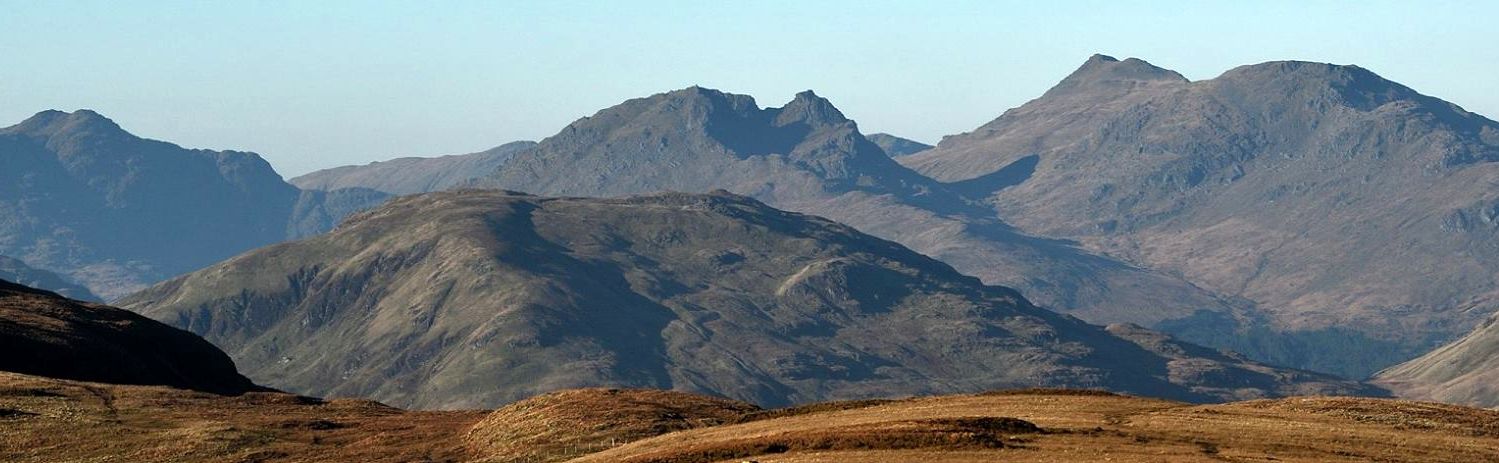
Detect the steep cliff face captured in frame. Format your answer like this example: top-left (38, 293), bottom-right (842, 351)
top-left (901, 55), bottom-right (1499, 377)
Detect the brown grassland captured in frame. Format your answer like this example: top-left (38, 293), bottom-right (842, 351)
top-left (1, 372), bottom-right (1496, 463)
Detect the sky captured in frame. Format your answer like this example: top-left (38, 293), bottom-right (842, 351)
top-left (2, 1), bottom-right (1496, 177)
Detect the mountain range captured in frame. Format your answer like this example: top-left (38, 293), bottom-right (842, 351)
top-left (120, 190), bottom-right (1375, 409)
top-left (899, 55), bottom-right (1499, 378)
top-left (465, 87), bottom-right (1241, 329)
top-left (8, 53), bottom-right (1499, 408)
top-left (0, 110), bottom-right (389, 299)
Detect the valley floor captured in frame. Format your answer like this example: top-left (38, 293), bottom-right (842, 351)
top-left (1, 372), bottom-right (1495, 463)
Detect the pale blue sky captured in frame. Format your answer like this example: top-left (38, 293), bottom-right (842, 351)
top-left (2, 1), bottom-right (1495, 176)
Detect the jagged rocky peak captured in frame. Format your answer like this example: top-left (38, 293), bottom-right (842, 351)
top-left (546, 85), bottom-right (871, 162)
top-left (776, 90), bottom-right (850, 127)
top-left (621, 85), bottom-right (762, 126)
top-left (1046, 54), bottom-right (1189, 96)
top-left (614, 86), bottom-right (853, 130)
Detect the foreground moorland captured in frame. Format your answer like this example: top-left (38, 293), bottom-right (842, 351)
top-left (2, 372), bottom-right (1495, 463)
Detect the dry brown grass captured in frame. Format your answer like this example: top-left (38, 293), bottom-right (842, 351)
top-left (465, 388), bottom-right (757, 463)
top-left (730, 398), bottom-right (904, 424)
top-left (0, 372), bottom-right (486, 463)
top-left (4, 374), bottom-right (1497, 463)
top-left (570, 392), bottom-right (1499, 463)
top-left (595, 417), bottom-right (1041, 463)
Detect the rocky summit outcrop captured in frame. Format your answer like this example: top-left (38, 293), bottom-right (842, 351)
top-left (900, 55), bottom-right (1499, 378)
top-left (465, 86), bottom-right (1242, 328)
top-left (865, 133), bottom-right (933, 157)
top-left (291, 141), bottom-right (537, 195)
top-left (1375, 313), bottom-right (1499, 408)
top-left (122, 190), bottom-right (1377, 409)
top-left (0, 110), bottom-right (389, 299)
top-left (0, 279), bottom-right (254, 394)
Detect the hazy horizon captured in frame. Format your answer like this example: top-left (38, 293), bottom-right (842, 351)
top-left (4, 0), bottom-right (1495, 176)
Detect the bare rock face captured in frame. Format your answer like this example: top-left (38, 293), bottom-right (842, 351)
top-left (0, 110), bottom-right (389, 299)
top-left (901, 55), bottom-right (1499, 378)
top-left (0, 279), bottom-right (254, 394)
top-left (1375, 313), bottom-right (1499, 408)
top-left (291, 141), bottom-right (537, 195)
top-left (121, 190), bottom-right (1378, 409)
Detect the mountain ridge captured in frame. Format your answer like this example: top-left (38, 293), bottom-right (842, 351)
top-left (290, 141), bottom-right (538, 195)
top-left (468, 85), bottom-right (1248, 328)
top-left (899, 55), bottom-right (1499, 378)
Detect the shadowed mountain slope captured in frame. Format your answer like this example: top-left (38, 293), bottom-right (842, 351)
top-left (0, 110), bottom-right (389, 299)
top-left (121, 190), bottom-right (1376, 409)
top-left (901, 55), bottom-right (1499, 378)
top-left (0, 255), bottom-right (98, 301)
top-left (291, 141), bottom-right (537, 195)
top-left (468, 86), bottom-right (1242, 327)
top-left (0, 280), bottom-right (254, 394)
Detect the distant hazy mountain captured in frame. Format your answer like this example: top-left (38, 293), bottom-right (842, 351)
top-left (290, 141), bottom-right (537, 195)
top-left (0, 255), bottom-right (98, 301)
top-left (1376, 313), bottom-right (1499, 407)
top-left (0, 279), bottom-right (254, 394)
top-left (286, 187), bottom-right (393, 240)
top-left (122, 190), bottom-right (1376, 409)
top-left (470, 86), bottom-right (1242, 328)
top-left (900, 55), bottom-right (1499, 378)
top-left (865, 133), bottom-right (932, 157)
top-left (0, 110), bottom-right (388, 299)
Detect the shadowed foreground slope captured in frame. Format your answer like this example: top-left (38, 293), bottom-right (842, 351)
top-left (0, 373), bottom-right (1491, 463)
top-left (122, 190), bottom-right (1374, 409)
top-left (0, 280), bottom-right (253, 394)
